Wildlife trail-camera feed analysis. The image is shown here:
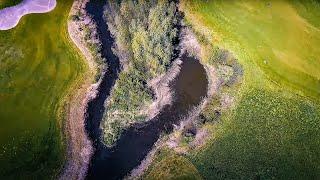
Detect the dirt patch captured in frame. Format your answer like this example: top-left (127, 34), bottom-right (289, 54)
top-left (145, 59), bottom-right (183, 119)
top-left (60, 79), bottom-right (94, 180)
top-left (179, 28), bottom-right (202, 59)
top-left (60, 0), bottom-right (103, 179)
top-left (67, 0), bottom-right (99, 70)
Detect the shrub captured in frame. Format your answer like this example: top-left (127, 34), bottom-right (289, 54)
top-left (101, 0), bottom-right (179, 146)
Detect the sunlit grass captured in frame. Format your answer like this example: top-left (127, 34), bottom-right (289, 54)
top-left (181, 0), bottom-right (320, 179)
top-left (191, 89), bottom-right (320, 179)
top-left (183, 0), bottom-right (320, 98)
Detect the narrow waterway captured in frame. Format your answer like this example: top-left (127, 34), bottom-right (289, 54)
top-left (86, 55), bottom-right (208, 179)
top-left (84, 0), bottom-right (120, 146)
top-left (84, 1), bottom-right (208, 179)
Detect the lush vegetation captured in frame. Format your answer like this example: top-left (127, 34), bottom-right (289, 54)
top-left (102, 0), bottom-right (179, 146)
top-left (0, 0), bottom-right (87, 178)
top-left (160, 0), bottom-right (320, 179)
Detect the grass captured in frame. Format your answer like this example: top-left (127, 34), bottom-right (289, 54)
top-left (0, 0), bottom-right (87, 178)
top-left (190, 89), bottom-right (320, 179)
top-left (144, 148), bottom-right (202, 180)
top-left (177, 0), bottom-right (320, 179)
top-left (183, 0), bottom-right (320, 99)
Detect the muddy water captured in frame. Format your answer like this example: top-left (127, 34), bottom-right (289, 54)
top-left (86, 55), bottom-right (208, 179)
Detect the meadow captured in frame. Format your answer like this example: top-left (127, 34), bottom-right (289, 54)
top-left (165, 0), bottom-right (320, 179)
top-left (0, 0), bottom-right (87, 178)
top-left (183, 0), bottom-right (320, 98)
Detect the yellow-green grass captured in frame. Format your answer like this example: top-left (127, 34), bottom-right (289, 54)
top-left (183, 0), bottom-right (320, 99)
top-left (0, 0), bottom-right (87, 178)
top-left (144, 149), bottom-right (202, 180)
top-left (191, 89), bottom-right (320, 179)
top-left (181, 0), bottom-right (320, 179)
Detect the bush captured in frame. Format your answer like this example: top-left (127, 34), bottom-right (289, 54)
top-left (102, 0), bottom-right (180, 146)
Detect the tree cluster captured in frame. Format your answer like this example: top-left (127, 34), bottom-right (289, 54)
top-left (102, 0), bottom-right (179, 146)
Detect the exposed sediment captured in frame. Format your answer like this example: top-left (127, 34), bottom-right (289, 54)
top-left (61, 0), bottom-right (104, 179)
top-left (0, 0), bottom-right (56, 30)
top-left (144, 27), bottom-right (206, 121)
top-left (67, 0), bottom-right (96, 70)
top-left (145, 58), bottom-right (182, 120)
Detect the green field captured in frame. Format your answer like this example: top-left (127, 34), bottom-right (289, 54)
top-left (0, 0), bottom-right (87, 178)
top-left (176, 0), bottom-right (320, 179)
top-left (183, 0), bottom-right (320, 98)
top-left (145, 149), bottom-right (202, 180)
top-left (191, 89), bottom-right (320, 179)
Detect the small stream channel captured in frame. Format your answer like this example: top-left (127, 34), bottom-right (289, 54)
top-left (85, 1), bottom-right (208, 179)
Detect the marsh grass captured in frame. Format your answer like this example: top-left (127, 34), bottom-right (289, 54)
top-left (143, 148), bottom-right (202, 180)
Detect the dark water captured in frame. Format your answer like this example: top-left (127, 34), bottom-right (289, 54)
top-left (85, 1), bottom-right (208, 179)
top-left (87, 55), bottom-right (208, 180)
top-left (84, 0), bottom-right (120, 162)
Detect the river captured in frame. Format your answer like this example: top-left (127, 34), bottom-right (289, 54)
top-left (84, 1), bottom-right (208, 179)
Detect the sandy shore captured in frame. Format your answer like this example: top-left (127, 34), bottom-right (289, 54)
top-left (0, 0), bottom-right (56, 30)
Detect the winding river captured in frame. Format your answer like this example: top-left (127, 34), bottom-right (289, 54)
top-left (84, 1), bottom-right (208, 179)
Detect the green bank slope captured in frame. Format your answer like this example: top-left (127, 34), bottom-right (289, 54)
top-left (0, 0), bottom-right (86, 178)
top-left (177, 0), bottom-right (320, 179)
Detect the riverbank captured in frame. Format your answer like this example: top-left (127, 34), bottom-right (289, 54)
top-left (84, 1), bottom-right (211, 179)
top-left (170, 1), bottom-right (320, 179)
top-left (0, 0), bottom-right (57, 30)
top-left (125, 26), bottom-right (219, 179)
top-left (100, 1), bottom-right (181, 147)
top-left (60, 0), bottom-right (105, 179)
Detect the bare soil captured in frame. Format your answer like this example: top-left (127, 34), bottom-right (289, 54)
top-left (60, 0), bottom-right (101, 179)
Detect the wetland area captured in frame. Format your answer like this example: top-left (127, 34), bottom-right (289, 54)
top-left (1, 0), bottom-right (320, 179)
